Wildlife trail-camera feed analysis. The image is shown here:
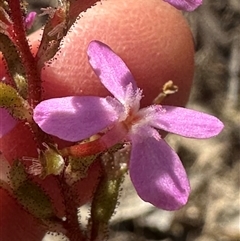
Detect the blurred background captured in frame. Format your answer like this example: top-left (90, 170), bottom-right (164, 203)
top-left (26, 0), bottom-right (240, 240)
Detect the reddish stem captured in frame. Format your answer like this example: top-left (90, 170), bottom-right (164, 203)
top-left (61, 138), bottom-right (107, 158)
top-left (61, 179), bottom-right (86, 241)
top-left (8, 0), bottom-right (41, 107)
top-left (61, 122), bottom-right (128, 157)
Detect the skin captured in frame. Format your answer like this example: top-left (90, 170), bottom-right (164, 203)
top-left (0, 0), bottom-right (195, 240)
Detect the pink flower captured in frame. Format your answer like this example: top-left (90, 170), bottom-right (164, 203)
top-left (164, 0), bottom-right (202, 11)
top-left (34, 40), bottom-right (223, 210)
top-left (24, 12), bottom-right (37, 30)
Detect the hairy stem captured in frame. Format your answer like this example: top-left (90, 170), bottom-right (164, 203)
top-left (61, 178), bottom-right (85, 241)
top-left (8, 0), bottom-right (42, 107)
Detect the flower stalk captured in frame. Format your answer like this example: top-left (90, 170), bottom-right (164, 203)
top-left (8, 0), bottom-right (41, 107)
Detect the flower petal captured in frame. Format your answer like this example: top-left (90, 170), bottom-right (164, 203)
top-left (163, 0), bottom-right (202, 11)
top-left (24, 12), bottom-right (37, 29)
top-left (33, 96), bottom-right (123, 142)
top-left (0, 108), bottom-right (18, 138)
top-left (148, 105), bottom-right (224, 138)
top-left (129, 134), bottom-right (190, 210)
top-left (87, 40), bottom-right (137, 103)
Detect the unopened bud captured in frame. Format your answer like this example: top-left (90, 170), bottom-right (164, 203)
top-left (24, 12), bottom-right (36, 30)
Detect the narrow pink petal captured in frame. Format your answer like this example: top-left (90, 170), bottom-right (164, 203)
top-left (129, 135), bottom-right (190, 210)
top-left (24, 12), bottom-right (37, 29)
top-left (163, 0), bottom-right (202, 11)
top-left (33, 96), bottom-right (123, 142)
top-left (148, 105), bottom-right (224, 138)
top-left (0, 108), bottom-right (18, 138)
top-left (87, 41), bottom-right (137, 103)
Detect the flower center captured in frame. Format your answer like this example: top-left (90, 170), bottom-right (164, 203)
top-left (122, 108), bottom-right (141, 131)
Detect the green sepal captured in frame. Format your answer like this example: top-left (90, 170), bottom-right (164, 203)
top-left (9, 160), bottom-right (27, 189)
top-left (9, 160), bottom-right (56, 220)
top-left (64, 154), bottom-right (98, 185)
top-left (0, 33), bottom-right (28, 98)
top-left (14, 180), bottom-right (55, 220)
top-left (0, 82), bottom-right (32, 121)
top-left (40, 143), bottom-right (65, 178)
top-left (70, 154), bottom-right (98, 173)
top-left (88, 152), bottom-right (127, 240)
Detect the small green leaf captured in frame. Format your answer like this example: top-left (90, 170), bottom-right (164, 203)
top-left (9, 160), bottom-right (27, 189)
top-left (88, 150), bottom-right (128, 240)
top-left (14, 180), bottom-right (55, 220)
top-left (9, 160), bottom-right (56, 220)
top-left (0, 82), bottom-right (32, 121)
top-left (0, 33), bottom-right (28, 98)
